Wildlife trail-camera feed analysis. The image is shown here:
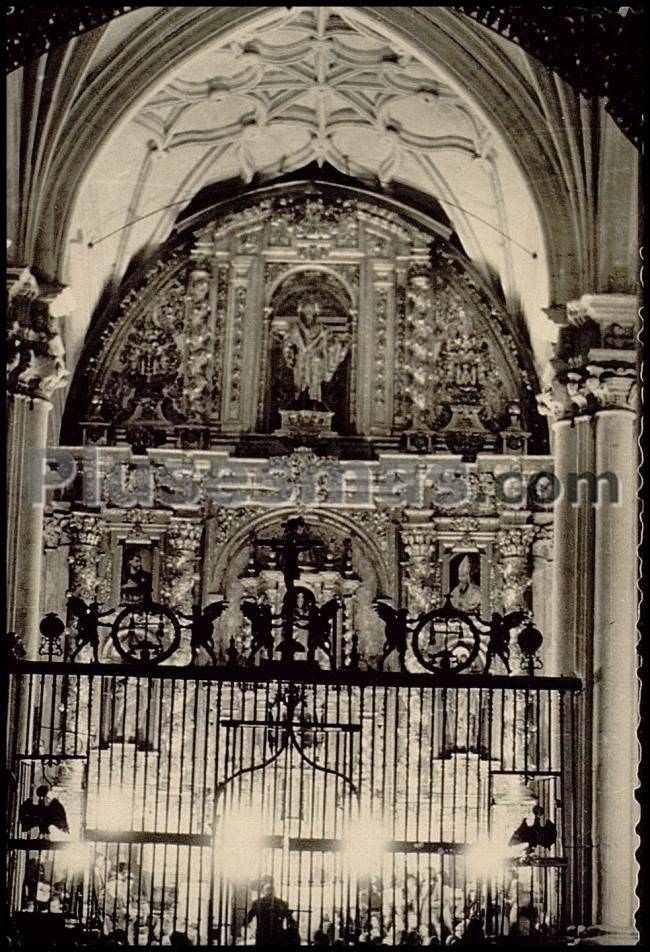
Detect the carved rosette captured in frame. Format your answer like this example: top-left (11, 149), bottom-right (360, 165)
top-left (161, 520), bottom-right (204, 613)
top-left (494, 526), bottom-right (535, 613)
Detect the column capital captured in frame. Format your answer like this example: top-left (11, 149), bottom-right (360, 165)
top-left (537, 293), bottom-right (638, 421)
top-left (7, 266), bottom-right (74, 402)
top-left (566, 293), bottom-right (638, 335)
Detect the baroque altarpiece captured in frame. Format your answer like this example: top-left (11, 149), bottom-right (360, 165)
top-left (9, 183), bottom-right (579, 946)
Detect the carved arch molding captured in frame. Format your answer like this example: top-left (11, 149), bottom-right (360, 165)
top-left (64, 182), bottom-right (545, 453)
top-left (6, 7), bottom-right (643, 147)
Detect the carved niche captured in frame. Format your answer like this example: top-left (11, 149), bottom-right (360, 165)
top-left (262, 271), bottom-right (353, 433)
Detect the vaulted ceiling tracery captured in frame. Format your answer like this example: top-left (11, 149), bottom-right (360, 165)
top-left (6, 4), bottom-right (639, 444)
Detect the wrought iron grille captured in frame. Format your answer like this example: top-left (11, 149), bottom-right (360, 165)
top-left (4, 664), bottom-right (580, 946)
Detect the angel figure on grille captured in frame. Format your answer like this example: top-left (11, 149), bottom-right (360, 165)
top-left (66, 592), bottom-right (113, 662)
top-left (179, 599), bottom-right (228, 665)
top-left (306, 595), bottom-right (342, 665)
top-left (241, 593), bottom-right (278, 663)
top-left (19, 784), bottom-right (69, 839)
top-left (485, 610), bottom-right (528, 674)
top-left (372, 599), bottom-right (415, 672)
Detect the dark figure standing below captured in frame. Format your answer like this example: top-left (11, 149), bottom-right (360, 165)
top-left (244, 877), bottom-right (298, 945)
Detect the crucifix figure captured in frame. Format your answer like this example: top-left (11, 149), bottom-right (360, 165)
top-left (251, 517), bottom-right (324, 659)
top-left (254, 517), bottom-right (322, 594)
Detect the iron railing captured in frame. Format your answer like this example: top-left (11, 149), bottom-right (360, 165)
top-left (4, 662), bottom-right (581, 946)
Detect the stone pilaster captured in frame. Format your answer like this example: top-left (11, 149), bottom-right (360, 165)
top-left (6, 268), bottom-right (73, 657)
top-left (537, 293), bottom-right (639, 937)
top-left (590, 378), bottom-right (639, 937)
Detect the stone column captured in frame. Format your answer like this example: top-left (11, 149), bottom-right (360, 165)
top-left (590, 373), bottom-right (639, 938)
top-left (6, 268), bottom-right (71, 657)
top-left (538, 293), bottom-right (639, 936)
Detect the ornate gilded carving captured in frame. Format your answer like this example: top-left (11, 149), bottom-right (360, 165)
top-left (447, 517), bottom-right (481, 547)
top-left (75, 189), bottom-right (540, 451)
top-left (372, 285), bottom-right (390, 427)
top-left (90, 267), bottom-right (186, 425)
top-left (266, 448), bottom-right (337, 506)
top-left (160, 520), bottom-right (204, 613)
top-left (227, 284), bottom-right (247, 421)
top-left (67, 514), bottom-right (105, 601)
top-left (345, 508), bottom-right (398, 560)
top-left (394, 262), bottom-right (508, 447)
top-left (401, 272), bottom-right (438, 430)
top-left (210, 507), bottom-right (260, 546)
top-left (494, 526), bottom-right (535, 612)
top-left (401, 529), bottom-right (440, 613)
top-left (42, 512), bottom-right (70, 550)
top-left (182, 268), bottom-right (213, 420)
top-left (271, 194), bottom-right (359, 258)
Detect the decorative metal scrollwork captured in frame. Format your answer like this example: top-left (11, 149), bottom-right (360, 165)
top-left (110, 602), bottom-right (181, 665)
top-left (410, 595), bottom-right (484, 674)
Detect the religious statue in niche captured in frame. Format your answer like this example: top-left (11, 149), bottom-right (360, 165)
top-left (448, 553), bottom-right (482, 613)
top-left (265, 276), bottom-right (352, 433)
top-left (120, 544), bottom-right (154, 605)
top-left (283, 301), bottom-right (348, 402)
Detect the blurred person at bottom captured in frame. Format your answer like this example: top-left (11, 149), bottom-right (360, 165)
top-left (243, 876), bottom-right (297, 946)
